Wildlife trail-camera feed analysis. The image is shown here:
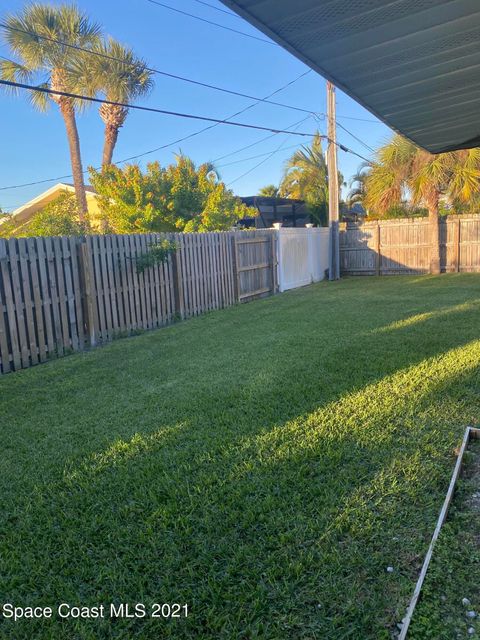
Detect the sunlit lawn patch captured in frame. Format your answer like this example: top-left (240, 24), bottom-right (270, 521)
top-left (1, 274), bottom-right (480, 639)
top-left (409, 439), bottom-right (480, 639)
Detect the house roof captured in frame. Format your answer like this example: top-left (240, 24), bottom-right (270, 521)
top-left (220, 0), bottom-right (480, 153)
top-left (241, 196), bottom-right (305, 207)
top-left (6, 183), bottom-right (97, 225)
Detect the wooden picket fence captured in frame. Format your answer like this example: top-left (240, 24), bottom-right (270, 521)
top-left (0, 230), bottom-right (277, 375)
top-left (340, 214), bottom-right (480, 275)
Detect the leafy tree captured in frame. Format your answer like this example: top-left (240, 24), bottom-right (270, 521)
top-left (258, 185), bottom-right (279, 198)
top-left (28, 192), bottom-right (85, 236)
top-left (280, 133), bottom-right (343, 226)
top-left (365, 204), bottom-right (428, 220)
top-left (0, 209), bottom-right (13, 236)
top-left (0, 192), bottom-right (85, 238)
top-left (89, 155), bottom-right (256, 233)
top-left (73, 38), bottom-right (154, 167)
top-left (1, 4), bottom-right (101, 221)
top-left (363, 135), bottom-right (480, 273)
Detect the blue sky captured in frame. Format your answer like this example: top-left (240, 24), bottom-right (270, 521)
top-left (0, 0), bottom-right (393, 212)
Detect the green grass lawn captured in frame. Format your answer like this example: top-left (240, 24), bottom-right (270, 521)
top-left (1, 274), bottom-right (480, 640)
top-left (410, 438), bottom-right (480, 639)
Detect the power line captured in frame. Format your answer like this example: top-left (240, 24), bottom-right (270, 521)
top-left (226, 132), bottom-right (372, 187)
top-left (337, 114), bottom-right (381, 123)
top-left (0, 79), bottom-right (371, 194)
top-left (0, 76), bottom-right (371, 190)
top-left (0, 117), bottom-right (311, 195)
top-left (217, 142), bottom-right (307, 168)
top-left (0, 22), bottom-right (320, 118)
top-left (313, 113), bottom-right (375, 154)
top-left (145, 0), bottom-right (275, 44)
top-left (211, 115), bottom-right (322, 163)
top-left (188, 0), bottom-right (241, 18)
top-left (0, 117), bottom-right (311, 193)
top-left (227, 120), bottom-right (309, 186)
top-left (111, 89), bottom-right (313, 166)
top-left (212, 132), bottom-right (283, 163)
top-left (0, 73), bottom-right (313, 191)
top-left (336, 143), bottom-right (371, 164)
top-left (336, 122), bottom-right (375, 154)
top-left (216, 113), bottom-right (324, 166)
top-left (0, 78), bottom-right (320, 136)
top-left (0, 114), bottom-right (370, 194)
top-left (0, 23), bottom-right (382, 125)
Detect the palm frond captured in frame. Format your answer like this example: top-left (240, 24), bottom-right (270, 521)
top-left (4, 4), bottom-right (101, 74)
top-left (72, 37), bottom-right (154, 103)
top-left (29, 80), bottom-right (51, 111)
top-left (0, 58), bottom-right (34, 92)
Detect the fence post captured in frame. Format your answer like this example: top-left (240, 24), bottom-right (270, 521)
top-left (271, 230), bottom-right (278, 294)
top-left (171, 235), bottom-right (185, 320)
top-left (275, 225), bottom-right (284, 292)
top-left (231, 234), bottom-right (240, 302)
top-left (454, 218), bottom-right (461, 273)
top-left (78, 239), bottom-right (97, 347)
top-left (375, 222), bottom-right (381, 276)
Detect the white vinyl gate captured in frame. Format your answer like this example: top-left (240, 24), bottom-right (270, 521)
top-left (276, 227), bottom-right (329, 292)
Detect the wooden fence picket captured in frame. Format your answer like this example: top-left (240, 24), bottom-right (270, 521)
top-left (340, 215), bottom-right (480, 275)
top-left (0, 227), bottom-right (289, 374)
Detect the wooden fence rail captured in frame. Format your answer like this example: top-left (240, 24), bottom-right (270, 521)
top-left (0, 230), bottom-right (277, 375)
top-left (340, 214), bottom-right (480, 276)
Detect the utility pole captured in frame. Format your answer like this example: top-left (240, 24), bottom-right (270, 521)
top-left (327, 80), bottom-right (340, 280)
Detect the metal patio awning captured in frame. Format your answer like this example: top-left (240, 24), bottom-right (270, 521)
top-left (220, 0), bottom-right (480, 153)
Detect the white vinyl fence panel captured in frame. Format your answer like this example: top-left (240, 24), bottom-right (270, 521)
top-left (277, 227), bottom-right (329, 292)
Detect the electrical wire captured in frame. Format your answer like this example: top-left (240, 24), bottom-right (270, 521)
top-left (0, 22), bottom-right (317, 116)
top-left (337, 114), bottom-right (381, 123)
top-left (188, 0), bottom-right (241, 19)
top-left (0, 117), bottom-right (312, 192)
top-left (336, 122), bottom-right (375, 154)
top-left (226, 127), bottom-right (372, 186)
top-left (0, 76), bottom-right (372, 193)
top-left (0, 23), bottom-right (382, 125)
top-left (0, 78), bottom-right (372, 192)
top-left (0, 73), bottom-right (313, 191)
top-left (227, 120), bottom-right (309, 186)
top-left (145, 0), bottom-right (275, 44)
top-left (216, 142), bottom-right (309, 168)
top-left (314, 113), bottom-right (375, 154)
top-left (0, 78), bottom-right (320, 135)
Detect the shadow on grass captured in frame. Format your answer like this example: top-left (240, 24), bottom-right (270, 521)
top-left (1, 276), bottom-right (480, 639)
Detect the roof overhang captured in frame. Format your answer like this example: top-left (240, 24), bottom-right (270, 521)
top-left (6, 183), bottom-right (97, 225)
top-left (220, 0), bottom-right (480, 153)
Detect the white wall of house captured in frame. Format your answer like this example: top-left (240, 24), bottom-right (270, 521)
top-left (276, 227), bottom-right (329, 292)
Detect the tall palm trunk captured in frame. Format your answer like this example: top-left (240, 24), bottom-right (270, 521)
top-left (102, 123), bottom-right (119, 167)
top-left (60, 101), bottom-right (89, 221)
top-left (428, 193), bottom-right (441, 275)
top-left (51, 69), bottom-right (88, 223)
top-left (100, 104), bottom-right (128, 167)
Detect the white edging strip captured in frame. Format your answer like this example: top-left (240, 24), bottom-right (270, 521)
top-left (399, 426), bottom-right (480, 639)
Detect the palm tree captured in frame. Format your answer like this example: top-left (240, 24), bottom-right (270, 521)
top-left (1, 4), bottom-right (101, 221)
top-left (280, 133), bottom-right (327, 199)
top-left (258, 184), bottom-right (279, 198)
top-left (347, 164), bottom-right (370, 209)
top-left (364, 135), bottom-right (480, 273)
top-left (280, 132), bottom-right (341, 226)
top-left (75, 38), bottom-right (154, 167)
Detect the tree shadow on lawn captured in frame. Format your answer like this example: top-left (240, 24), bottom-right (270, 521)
top-left (2, 281), bottom-right (480, 638)
top-left (1, 339), bottom-right (479, 640)
top-left (2, 277), bottom-right (479, 494)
